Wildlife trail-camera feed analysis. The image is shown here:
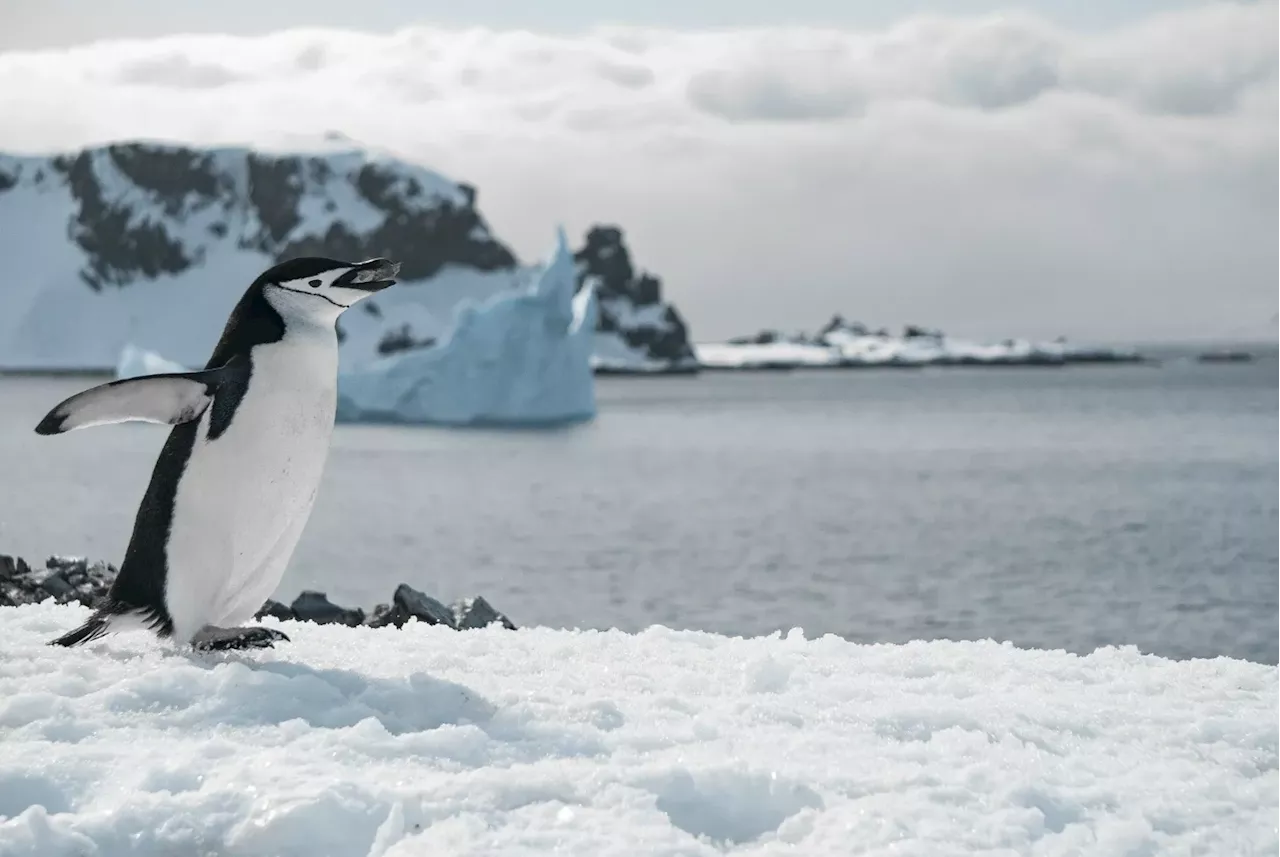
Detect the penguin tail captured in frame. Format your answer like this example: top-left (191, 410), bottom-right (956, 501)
top-left (48, 614), bottom-right (112, 647)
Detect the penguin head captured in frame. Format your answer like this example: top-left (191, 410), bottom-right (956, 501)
top-left (258, 257), bottom-right (401, 323)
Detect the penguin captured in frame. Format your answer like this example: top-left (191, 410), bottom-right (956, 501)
top-left (36, 256), bottom-right (400, 651)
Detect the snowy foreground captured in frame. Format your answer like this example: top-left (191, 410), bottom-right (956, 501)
top-left (1, 604), bottom-right (1275, 857)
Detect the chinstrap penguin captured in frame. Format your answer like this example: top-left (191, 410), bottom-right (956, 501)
top-left (37, 256), bottom-right (400, 651)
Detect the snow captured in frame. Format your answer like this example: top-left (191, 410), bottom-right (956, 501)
top-left (336, 229), bottom-right (598, 427)
top-left (0, 601), bottom-right (1275, 857)
top-left (695, 341), bottom-right (844, 370)
top-left (601, 297), bottom-right (670, 331)
top-left (695, 328), bottom-right (1138, 370)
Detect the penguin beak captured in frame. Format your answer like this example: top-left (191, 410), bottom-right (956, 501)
top-left (336, 258), bottom-right (401, 291)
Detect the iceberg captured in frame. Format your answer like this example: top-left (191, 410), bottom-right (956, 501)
top-left (114, 343), bottom-right (188, 380)
top-left (336, 229), bottom-right (597, 427)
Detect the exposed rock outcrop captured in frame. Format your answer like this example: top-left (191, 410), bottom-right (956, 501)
top-left (574, 225), bottom-right (698, 373)
top-left (3, 553), bottom-right (516, 632)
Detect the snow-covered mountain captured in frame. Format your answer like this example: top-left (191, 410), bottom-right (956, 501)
top-left (0, 142), bottom-right (693, 373)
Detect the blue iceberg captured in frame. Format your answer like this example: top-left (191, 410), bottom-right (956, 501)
top-left (335, 229), bottom-right (599, 427)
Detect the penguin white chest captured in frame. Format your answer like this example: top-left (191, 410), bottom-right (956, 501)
top-left (164, 332), bottom-right (339, 636)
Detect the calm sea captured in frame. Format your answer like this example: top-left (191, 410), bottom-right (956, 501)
top-left (1, 350), bottom-right (1276, 664)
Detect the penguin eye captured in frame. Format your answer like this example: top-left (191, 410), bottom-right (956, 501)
top-left (308, 279), bottom-right (322, 288)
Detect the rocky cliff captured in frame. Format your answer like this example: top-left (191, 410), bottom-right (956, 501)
top-left (574, 226), bottom-right (698, 373)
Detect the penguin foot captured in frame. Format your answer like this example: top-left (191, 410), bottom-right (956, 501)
top-left (192, 625), bottom-right (291, 651)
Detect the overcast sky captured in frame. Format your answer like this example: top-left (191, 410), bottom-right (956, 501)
top-left (0, 0), bottom-right (1275, 342)
top-left (0, 1), bottom-right (1229, 48)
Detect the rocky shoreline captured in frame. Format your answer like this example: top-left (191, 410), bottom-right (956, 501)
top-left (0, 553), bottom-right (515, 632)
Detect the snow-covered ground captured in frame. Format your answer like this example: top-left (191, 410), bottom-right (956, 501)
top-left (337, 231), bottom-right (598, 427)
top-left (1, 602), bottom-right (1274, 857)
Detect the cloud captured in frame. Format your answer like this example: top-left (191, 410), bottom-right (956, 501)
top-left (0, 3), bottom-right (1275, 341)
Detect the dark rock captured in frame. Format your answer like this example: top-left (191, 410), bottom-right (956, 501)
top-left (279, 162), bottom-right (517, 280)
top-left (2, 552), bottom-right (520, 636)
top-left (289, 590), bottom-right (365, 626)
top-left (817, 314), bottom-right (868, 341)
top-left (38, 573), bottom-right (75, 600)
top-left (245, 154), bottom-right (304, 250)
top-left (452, 596), bottom-right (517, 631)
top-left (368, 584), bottom-right (457, 629)
top-left (376, 324), bottom-right (436, 357)
top-left (0, 555), bottom-right (31, 579)
top-left (0, 554), bottom-right (115, 607)
top-left (0, 582), bottom-right (40, 607)
top-left (903, 324), bottom-right (943, 339)
top-left (47, 555), bottom-right (88, 578)
top-left (1197, 350), bottom-right (1254, 364)
top-left (255, 600), bottom-right (295, 622)
top-left (52, 148), bottom-right (196, 291)
top-left (71, 561), bottom-right (116, 606)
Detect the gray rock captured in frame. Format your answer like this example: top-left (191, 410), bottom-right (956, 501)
top-left (452, 595), bottom-right (517, 630)
top-left (368, 584), bottom-right (456, 629)
top-left (46, 556), bottom-right (88, 578)
top-left (289, 590), bottom-right (364, 626)
top-left (1, 552), bottom-right (519, 635)
top-left (0, 581), bottom-right (40, 607)
top-left (255, 600), bottom-right (295, 622)
top-left (0, 555), bottom-right (32, 580)
top-left (38, 573), bottom-right (76, 600)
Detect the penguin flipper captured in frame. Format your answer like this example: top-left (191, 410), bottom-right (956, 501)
top-left (35, 370), bottom-right (223, 435)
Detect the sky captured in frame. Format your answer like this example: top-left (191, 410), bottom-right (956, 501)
top-left (0, 1), bottom-right (1230, 49)
top-left (0, 0), bottom-right (1275, 342)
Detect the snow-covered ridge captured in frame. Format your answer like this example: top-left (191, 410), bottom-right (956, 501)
top-left (1, 601), bottom-right (1274, 856)
top-left (698, 316), bottom-right (1144, 370)
top-left (0, 142), bottom-right (694, 374)
top-left (0, 143), bottom-right (511, 291)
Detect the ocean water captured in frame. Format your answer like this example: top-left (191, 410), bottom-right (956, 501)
top-left (1, 353), bottom-right (1276, 664)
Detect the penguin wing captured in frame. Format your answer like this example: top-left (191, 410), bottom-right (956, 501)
top-left (34, 370), bottom-right (224, 435)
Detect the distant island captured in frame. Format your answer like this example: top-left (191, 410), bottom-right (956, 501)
top-left (693, 315), bottom-right (1147, 371)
